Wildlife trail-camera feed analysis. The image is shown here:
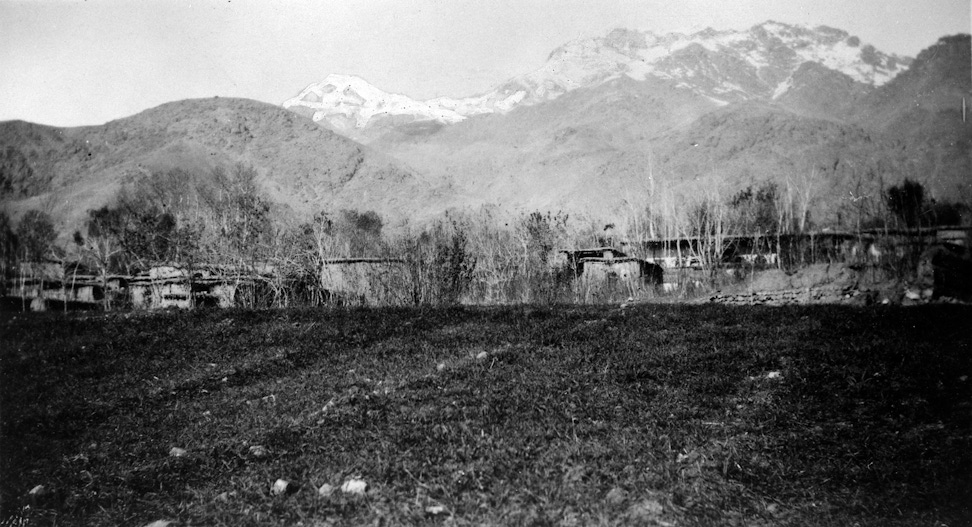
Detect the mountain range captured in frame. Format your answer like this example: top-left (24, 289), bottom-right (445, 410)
top-left (2, 21), bottom-right (969, 237)
top-left (284, 22), bottom-right (911, 143)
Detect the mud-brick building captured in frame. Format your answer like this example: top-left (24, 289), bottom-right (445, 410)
top-left (3, 261), bottom-right (115, 311)
top-left (559, 248), bottom-right (663, 300)
top-left (128, 265), bottom-right (269, 309)
top-left (319, 258), bottom-right (406, 305)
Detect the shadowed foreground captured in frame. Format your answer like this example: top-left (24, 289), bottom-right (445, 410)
top-left (1, 304), bottom-right (970, 526)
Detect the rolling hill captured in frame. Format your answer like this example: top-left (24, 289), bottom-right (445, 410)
top-left (0, 97), bottom-right (442, 236)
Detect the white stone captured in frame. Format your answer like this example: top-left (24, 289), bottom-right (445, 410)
top-left (426, 504), bottom-right (448, 515)
top-left (318, 483), bottom-right (336, 497)
top-left (168, 447), bottom-right (188, 458)
top-left (271, 479), bottom-right (291, 496)
top-left (629, 498), bottom-right (664, 518)
top-left (248, 445), bottom-right (268, 458)
top-left (476, 351), bottom-right (488, 361)
top-left (606, 487), bottom-right (627, 505)
top-left (340, 479), bottom-right (367, 494)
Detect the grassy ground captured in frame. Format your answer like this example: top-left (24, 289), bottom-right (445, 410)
top-left (1, 304), bottom-right (970, 526)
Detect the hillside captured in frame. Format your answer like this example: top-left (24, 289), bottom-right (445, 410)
top-left (371, 75), bottom-right (721, 218)
top-left (0, 98), bottom-right (438, 236)
top-left (291, 29), bottom-right (969, 228)
top-left (855, 35), bottom-right (972, 193)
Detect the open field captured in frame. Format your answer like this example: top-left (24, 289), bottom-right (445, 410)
top-left (1, 304), bottom-right (970, 526)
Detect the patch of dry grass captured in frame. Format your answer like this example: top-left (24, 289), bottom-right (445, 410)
top-left (1, 304), bottom-right (970, 526)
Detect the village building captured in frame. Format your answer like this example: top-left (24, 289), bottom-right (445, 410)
top-left (319, 258), bottom-right (407, 306)
top-left (2, 227), bottom-right (968, 310)
top-left (128, 264), bottom-right (275, 309)
top-left (558, 247), bottom-right (663, 300)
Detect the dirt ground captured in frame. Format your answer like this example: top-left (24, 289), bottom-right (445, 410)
top-left (706, 263), bottom-right (954, 306)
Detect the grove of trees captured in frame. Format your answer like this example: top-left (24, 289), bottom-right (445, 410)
top-left (1, 163), bottom-right (969, 308)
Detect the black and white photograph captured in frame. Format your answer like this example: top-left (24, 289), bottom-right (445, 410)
top-left (1, 0), bottom-right (970, 525)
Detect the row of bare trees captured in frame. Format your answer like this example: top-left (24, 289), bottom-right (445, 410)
top-left (610, 165), bottom-right (968, 275)
top-left (2, 162), bottom-right (968, 308)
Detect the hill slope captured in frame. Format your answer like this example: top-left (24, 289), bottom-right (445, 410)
top-left (295, 31), bottom-right (968, 228)
top-left (855, 34), bottom-right (972, 191)
top-left (373, 75), bottom-right (721, 217)
top-left (0, 98), bottom-right (437, 234)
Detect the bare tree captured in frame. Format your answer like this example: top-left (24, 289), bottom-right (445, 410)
top-left (73, 228), bottom-right (122, 310)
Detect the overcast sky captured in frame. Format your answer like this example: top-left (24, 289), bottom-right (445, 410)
top-left (1, 0), bottom-right (969, 127)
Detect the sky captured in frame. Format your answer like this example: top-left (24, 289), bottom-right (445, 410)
top-left (1, 0), bottom-right (969, 127)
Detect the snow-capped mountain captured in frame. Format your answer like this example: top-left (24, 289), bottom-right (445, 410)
top-left (2, 28), bottom-right (963, 244)
top-left (283, 21), bottom-right (911, 142)
top-left (281, 75), bottom-right (535, 142)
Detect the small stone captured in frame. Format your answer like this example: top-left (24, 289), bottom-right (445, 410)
top-left (340, 479), bottom-right (368, 495)
top-left (426, 504), bottom-right (448, 516)
top-left (475, 351), bottom-right (488, 361)
top-left (248, 445), bottom-right (269, 458)
top-left (766, 503), bottom-right (780, 514)
top-left (436, 362), bottom-right (446, 371)
top-left (318, 483), bottom-right (336, 497)
top-left (629, 498), bottom-right (664, 519)
top-left (766, 371), bottom-right (782, 379)
top-left (168, 447), bottom-right (188, 458)
top-left (143, 521), bottom-right (174, 527)
top-left (270, 479), bottom-right (292, 496)
top-left (27, 483), bottom-right (54, 507)
top-left (605, 487), bottom-right (627, 505)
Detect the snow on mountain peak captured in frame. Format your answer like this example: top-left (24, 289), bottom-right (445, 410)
top-left (283, 21), bottom-right (912, 138)
top-left (283, 74), bottom-right (467, 132)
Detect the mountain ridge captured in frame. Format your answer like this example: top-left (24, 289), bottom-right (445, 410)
top-left (1, 26), bottom-right (967, 241)
top-left (283, 21), bottom-right (912, 143)
top-left (345, 32), bottom-right (969, 227)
